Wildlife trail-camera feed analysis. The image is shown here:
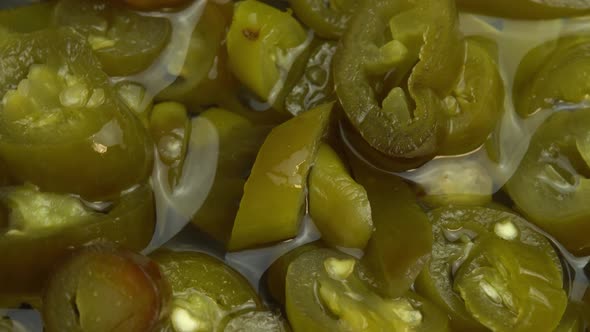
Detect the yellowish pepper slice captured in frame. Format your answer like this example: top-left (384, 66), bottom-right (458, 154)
top-left (308, 144), bottom-right (373, 249)
top-left (228, 103), bottom-right (333, 251)
top-left (226, 0), bottom-right (309, 103)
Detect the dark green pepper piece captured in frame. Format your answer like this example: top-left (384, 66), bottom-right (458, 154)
top-left (415, 206), bottom-right (566, 331)
top-left (334, 0), bottom-right (503, 159)
top-left (53, 0), bottom-right (171, 76)
top-left (0, 184), bottom-right (155, 296)
top-left (351, 157), bottom-right (433, 298)
top-left (285, 248), bottom-right (450, 331)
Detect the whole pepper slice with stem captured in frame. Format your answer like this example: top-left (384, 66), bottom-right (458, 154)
top-left (287, 0), bottom-right (356, 39)
top-left (334, 0), bottom-right (503, 159)
top-left (0, 28), bottom-right (153, 201)
top-left (228, 103), bottom-right (333, 251)
top-left (350, 157), bottom-right (433, 299)
top-left (285, 248), bottom-right (450, 332)
top-left (415, 206), bottom-right (566, 332)
top-left (43, 245), bottom-right (169, 332)
top-left (0, 183), bottom-right (155, 296)
top-left (52, 0), bottom-right (171, 77)
top-left (505, 108), bottom-right (590, 255)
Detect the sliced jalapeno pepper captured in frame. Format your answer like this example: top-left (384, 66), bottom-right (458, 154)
top-left (308, 144), bottom-right (373, 249)
top-left (53, 0), bottom-right (171, 76)
top-left (505, 108), bottom-right (590, 255)
top-left (228, 103), bottom-right (332, 251)
top-left (285, 248), bottom-right (450, 331)
top-left (514, 36), bottom-right (590, 117)
top-left (351, 157), bottom-right (433, 298)
top-left (43, 246), bottom-right (168, 332)
top-left (190, 108), bottom-right (270, 244)
top-left (334, 0), bottom-right (503, 159)
top-left (226, 0), bottom-right (309, 104)
top-left (415, 206), bottom-right (566, 331)
top-left (0, 28), bottom-right (153, 201)
top-left (0, 184), bottom-right (155, 296)
top-left (151, 250), bottom-right (287, 331)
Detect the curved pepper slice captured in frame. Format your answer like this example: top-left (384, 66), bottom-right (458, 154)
top-left (0, 184), bottom-right (155, 295)
top-left (415, 206), bottom-right (565, 332)
top-left (288, 0), bottom-right (356, 39)
top-left (227, 0), bottom-right (309, 103)
top-left (151, 250), bottom-right (287, 331)
top-left (228, 103), bottom-right (332, 251)
top-left (308, 144), bottom-right (373, 249)
top-left (514, 36), bottom-right (590, 117)
top-left (506, 108), bottom-right (590, 255)
top-left (191, 108), bottom-right (270, 244)
top-left (454, 236), bottom-right (567, 332)
top-left (0, 29), bottom-right (153, 201)
top-left (334, 0), bottom-right (503, 158)
top-left (53, 0), bottom-right (171, 76)
top-left (285, 248), bottom-right (450, 332)
top-left (456, 0), bottom-right (590, 19)
top-left (157, 2), bottom-right (233, 108)
top-left (43, 246), bottom-right (168, 332)
top-left (350, 157), bottom-right (433, 298)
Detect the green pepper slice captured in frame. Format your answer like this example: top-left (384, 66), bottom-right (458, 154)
top-left (505, 108), bottom-right (590, 255)
top-left (456, 0), bottom-right (590, 19)
top-left (157, 2), bottom-right (232, 108)
top-left (514, 36), bottom-right (590, 117)
top-left (0, 184), bottom-right (155, 296)
top-left (53, 0), bottom-right (171, 76)
top-left (415, 206), bottom-right (566, 331)
top-left (228, 103), bottom-right (332, 251)
top-left (43, 246), bottom-right (168, 332)
top-left (285, 248), bottom-right (450, 331)
top-left (350, 158), bottom-right (433, 298)
top-left (453, 236), bottom-right (567, 332)
top-left (308, 144), bottom-right (373, 249)
top-left (334, 0), bottom-right (503, 158)
top-left (288, 0), bottom-right (356, 39)
top-left (226, 0), bottom-right (309, 103)
top-left (0, 1), bottom-right (54, 33)
top-left (151, 250), bottom-right (286, 331)
top-left (0, 28), bottom-right (153, 201)
top-left (190, 108), bottom-right (270, 244)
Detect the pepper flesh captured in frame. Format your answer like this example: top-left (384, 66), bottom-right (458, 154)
top-left (228, 103), bottom-right (332, 251)
top-left (0, 28), bottom-right (153, 201)
top-left (308, 144), bottom-right (373, 249)
top-left (456, 0), bottom-right (590, 19)
top-left (415, 206), bottom-right (566, 331)
top-left (288, 0), bottom-right (356, 39)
